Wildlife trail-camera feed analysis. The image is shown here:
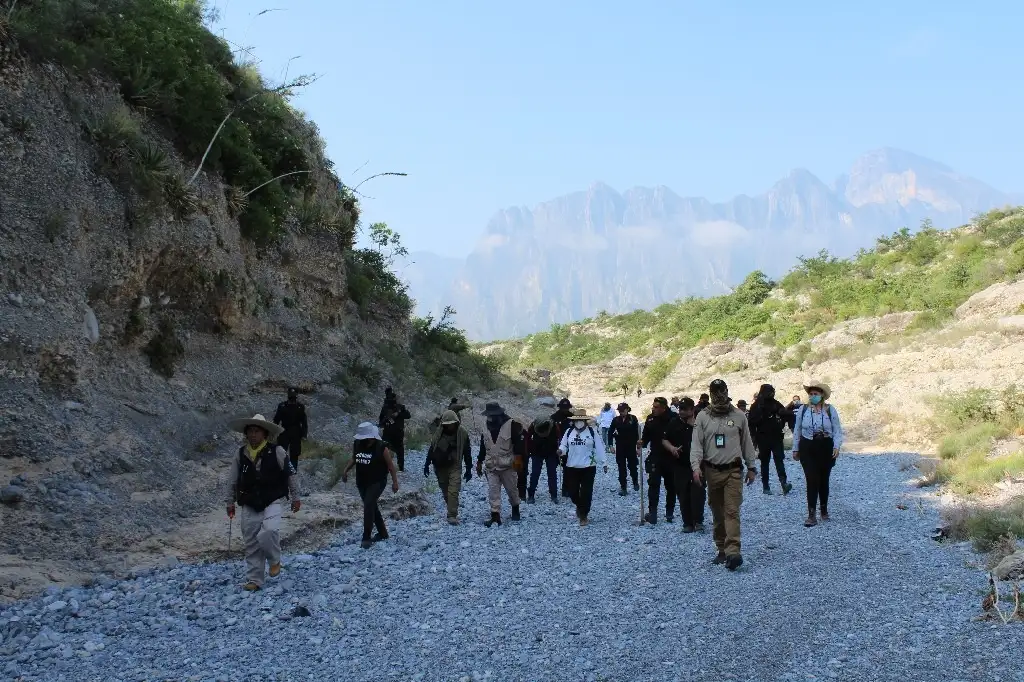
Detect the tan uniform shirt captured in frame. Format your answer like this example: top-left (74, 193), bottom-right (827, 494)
top-left (690, 406), bottom-right (756, 471)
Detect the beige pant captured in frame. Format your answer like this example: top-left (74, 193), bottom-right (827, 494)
top-left (435, 464), bottom-right (462, 519)
top-left (486, 467), bottom-right (520, 513)
top-left (241, 501), bottom-right (282, 586)
top-left (705, 467), bottom-right (743, 556)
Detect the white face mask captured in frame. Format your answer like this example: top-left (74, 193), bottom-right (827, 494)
top-left (574, 420), bottom-right (586, 430)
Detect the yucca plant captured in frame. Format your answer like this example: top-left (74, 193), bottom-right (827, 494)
top-left (224, 185), bottom-right (248, 218)
top-left (162, 173), bottom-right (198, 220)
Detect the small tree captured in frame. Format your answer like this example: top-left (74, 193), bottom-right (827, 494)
top-left (368, 222), bottom-right (408, 267)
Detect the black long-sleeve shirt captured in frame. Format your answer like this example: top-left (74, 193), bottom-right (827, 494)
top-left (607, 414), bottom-right (640, 451)
top-left (273, 400), bottom-right (308, 438)
top-left (641, 412), bottom-right (685, 463)
top-left (378, 400), bottom-right (411, 443)
top-left (748, 398), bottom-right (793, 440)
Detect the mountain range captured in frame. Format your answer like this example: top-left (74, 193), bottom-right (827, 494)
top-left (401, 148), bottom-right (1021, 341)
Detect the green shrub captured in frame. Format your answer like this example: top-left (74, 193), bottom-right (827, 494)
top-left (644, 353), bottom-right (680, 388)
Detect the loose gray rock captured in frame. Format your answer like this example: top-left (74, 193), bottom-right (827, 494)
top-left (0, 485), bottom-right (25, 504)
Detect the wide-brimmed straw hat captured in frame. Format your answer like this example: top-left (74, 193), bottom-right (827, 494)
top-left (803, 380), bottom-right (832, 401)
top-left (353, 422), bottom-right (380, 441)
top-left (229, 413), bottom-right (284, 439)
top-left (570, 408), bottom-right (593, 422)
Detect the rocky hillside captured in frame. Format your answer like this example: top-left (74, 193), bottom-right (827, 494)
top-left (484, 208), bottom-right (1024, 489)
top-left (410, 149), bottom-right (1019, 340)
top-left (0, 0), bottom-right (511, 600)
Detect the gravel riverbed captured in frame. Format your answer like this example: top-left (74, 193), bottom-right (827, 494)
top-left (1, 451), bottom-right (1020, 682)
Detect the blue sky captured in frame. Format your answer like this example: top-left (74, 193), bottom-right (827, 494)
top-left (210, 0), bottom-right (1024, 257)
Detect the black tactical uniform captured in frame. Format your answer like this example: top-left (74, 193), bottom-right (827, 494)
top-left (273, 390), bottom-right (308, 470)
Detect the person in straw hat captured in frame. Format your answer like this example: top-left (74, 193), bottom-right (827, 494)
top-left (791, 380), bottom-right (844, 527)
top-left (424, 410), bottom-right (472, 525)
top-left (341, 422), bottom-right (400, 547)
top-left (224, 413), bottom-right (301, 591)
top-left (558, 407), bottom-right (608, 527)
top-left (476, 402), bottom-right (525, 527)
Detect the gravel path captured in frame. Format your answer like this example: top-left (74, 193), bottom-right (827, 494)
top-left (1, 451), bottom-right (1019, 682)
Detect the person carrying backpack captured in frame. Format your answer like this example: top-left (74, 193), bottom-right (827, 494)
top-left (476, 402), bottom-right (525, 527)
top-left (792, 380), bottom-right (844, 527)
top-left (527, 417), bottom-right (561, 504)
top-left (558, 408), bottom-right (608, 526)
top-left (423, 410), bottom-right (472, 525)
top-left (608, 402), bottom-right (640, 495)
top-left (747, 384), bottom-right (794, 496)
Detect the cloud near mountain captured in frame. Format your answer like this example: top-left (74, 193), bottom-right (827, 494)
top-left (402, 148), bottom-right (1019, 341)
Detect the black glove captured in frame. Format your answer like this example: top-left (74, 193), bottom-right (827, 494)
top-left (423, 462), bottom-right (430, 477)
top-left (559, 454), bottom-right (567, 467)
top-left (463, 467), bottom-right (472, 482)
top-left (644, 457), bottom-right (653, 474)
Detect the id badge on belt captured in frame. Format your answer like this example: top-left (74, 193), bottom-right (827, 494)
top-left (714, 433), bottom-right (725, 448)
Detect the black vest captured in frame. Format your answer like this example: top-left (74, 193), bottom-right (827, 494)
top-left (236, 445), bottom-right (290, 512)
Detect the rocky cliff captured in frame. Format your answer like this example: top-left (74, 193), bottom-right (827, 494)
top-left (410, 149), bottom-right (1018, 340)
top-left (0, 4), bottom-right (504, 600)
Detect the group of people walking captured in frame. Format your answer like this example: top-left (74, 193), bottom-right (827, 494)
top-left (222, 378), bottom-right (844, 588)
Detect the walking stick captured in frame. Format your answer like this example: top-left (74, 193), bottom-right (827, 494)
top-left (638, 446), bottom-right (646, 525)
top-left (227, 516), bottom-right (233, 555)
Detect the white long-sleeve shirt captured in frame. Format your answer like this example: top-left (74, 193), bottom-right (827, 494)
top-left (559, 424), bottom-right (606, 468)
top-left (598, 409), bottom-right (615, 428)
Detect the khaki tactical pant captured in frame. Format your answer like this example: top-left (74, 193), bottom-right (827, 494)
top-left (240, 501), bottom-right (283, 586)
top-left (705, 467), bottom-right (743, 556)
top-left (486, 467), bottom-right (520, 513)
top-left (434, 464), bottom-right (462, 520)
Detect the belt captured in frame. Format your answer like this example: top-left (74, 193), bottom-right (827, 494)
top-left (702, 459), bottom-right (742, 472)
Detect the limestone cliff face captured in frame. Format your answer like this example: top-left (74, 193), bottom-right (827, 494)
top-left (409, 149), bottom-right (1016, 341)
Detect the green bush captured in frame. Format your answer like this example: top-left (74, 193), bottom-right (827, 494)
top-left (9, 0), bottom-right (357, 244)
top-left (644, 353), bottom-right (680, 388)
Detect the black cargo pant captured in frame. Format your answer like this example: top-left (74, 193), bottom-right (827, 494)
top-left (647, 457), bottom-right (677, 520)
top-left (389, 440), bottom-right (406, 472)
top-left (798, 437), bottom-right (835, 513)
top-left (756, 435), bottom-right (788, 487)
top-left (615, 442), bottom-right (639, 490)
top-left (675, 461), bottom-right (706, 527)
top-left (279, 431), bottom-right (303, 471)
top-left (355, 479), bottom-right (387, 541)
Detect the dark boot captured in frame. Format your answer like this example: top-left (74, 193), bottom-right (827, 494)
top-left (644, 512), bottom-right (656, 525)
top-left (633, 480), bottom-right (640, 491)
top-left (371, 532), bottom-right (389, 542)
top-left (665, 513), bottom-right (674, 523)
top-left (682, 524), bottom-right (695, 533)
top-left (619, 487), bottom-right (628, 496)
top-left (782, 481), bottom-right (793, 495)
top-left (551, 494), bottom-right (559, 504)
top-left (360, 539), bottom-right (372, 549)
top-left (511, 505), bottom-right (521, 521)
top-left (725, 554), bottom-right (743, 571)
top-left (485, 512), bottom-right (501, 527)
top-left (763, 484), bottom-right (772, 495)
top-left (712, 551), bottom-right (727, 565)
top-left (527, 492), bottom-right (536, 504)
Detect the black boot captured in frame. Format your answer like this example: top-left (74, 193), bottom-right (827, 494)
top-left (619, 487), bottom-right (628, 496)
top-left (511, 505), bottom-right (521, 521)
top-left (551, 494), bottom-right (559, 504)
top-left (527, 492), bottom-right (536, 504)
top-left (633, 480), bottom-right (640, 491)
top-left (644, 512), bottom-right (656, 525)
top-left (485, 512), bottom-right (501, 527)
top-left (725, 554), bottom-right (744, 571)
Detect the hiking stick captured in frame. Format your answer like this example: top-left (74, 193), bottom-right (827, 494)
top-left (638, 447), bottom-right (646, 525)
top-left (227, 516), bottom-right (233, 555)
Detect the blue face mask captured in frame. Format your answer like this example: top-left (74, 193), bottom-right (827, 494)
top-left (809, 394), bottom-right (822, 405)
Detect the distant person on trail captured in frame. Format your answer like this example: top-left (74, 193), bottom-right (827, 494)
top-left (747, 384), bottom-right (794, 496)
top-left (637, 385), bottom-right (643, 399)
top-left (792, 381), bottom-right (844, 528)
top-left (378, 387), bottom-right (412, 472)
top-left (736, 400), bottom-right (748, 414)
top-left (476, 402), bottom-right (525, 527)
top-left (224, 413), bottom-right (301, 591)
top-left (668, 397), bottom-right (705, 533)
top-left (608, 402), bottom-right (640, 495)
top-left (670, 397), bottom-right (681, 414)
top-left (273, 387), bottom-right (308, 471)
top-left (695, 393), bottom-right (711, 415)
top-left (527, 417), bottom-right (561, 504)
top-left (558, 408), bottom-right (607, 527)
top-left (640, 397), bottom-right (684, 524)
top-left (423, 410), bottom-right (472, 525)
top-left (785, 394), bottom-right (802, 416)
top-left (341, 422), bottom-right (399, 548)
top-left (690, 379), bottom-right (757, 571)
top-left (598, 402), bottom-right (615, 446)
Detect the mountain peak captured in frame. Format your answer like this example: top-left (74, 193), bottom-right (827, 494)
top-left (853, 147), bottom-right (954, 174)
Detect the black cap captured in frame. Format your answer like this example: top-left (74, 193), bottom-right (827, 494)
top-left (557, 397), bottom-right (573, 409)
top-left (287, 387), bottom-right (298, 397)
top-left (617, 402), bottom-right (630, 412)
top-left (709, 379), bottom-right (728, 391)
top-left (679, 397), bottom-right (695, 410)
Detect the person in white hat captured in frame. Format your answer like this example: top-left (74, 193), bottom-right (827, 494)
top-left (792, 380), bottom-right (844, 527)
top-left (558, 408), bottom-right (608, 527)
top-left (341, 422), bottom-right (400, 547)
top-left (224, 413), bottom-right (301, 591)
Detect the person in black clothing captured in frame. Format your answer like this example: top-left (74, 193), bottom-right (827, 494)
top-left (341, 422), bottom-right (399, 548)
top-left (378, 387), bottom-right (412, 472)
top-left (551, 398), bottom-right (574, 498)
top-left (526, 417), bottom-right (560, 504)
top-left (695, 393), bottom-right (711, 416)
top-left (273, 387), bottom-right (308, 471)
top-left (640, 396), bottom-right (684, 524)
top-left (608, 402), bottom-right (640, 495)
top-left (747, 383), bottom-right (794, 495)
top-left (666, 397), bottom-right (705, 533)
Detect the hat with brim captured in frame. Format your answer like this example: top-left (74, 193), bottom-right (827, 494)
top-left (532, 418), bottom-right (554, 437)
top-left (617, 402), bottom-right (630, 412)
top-left (481, 402), bottom-right (506, 417)
top-left (439, 410), bottom-right (460, 426)
top-left (803, 380), bottom-right (832, 401)
top-left (570, 408), bottom-right (593, 422)
top-left (354, 422), bottom-right (380, 441)
top-left (229, 413), bottom-right (284, 439)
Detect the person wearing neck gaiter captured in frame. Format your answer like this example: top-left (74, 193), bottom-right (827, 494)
top-left (690, 379), bottom-right (757, 571)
